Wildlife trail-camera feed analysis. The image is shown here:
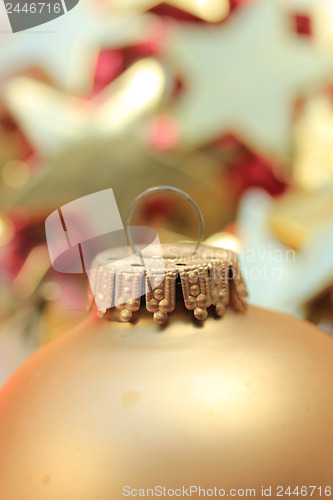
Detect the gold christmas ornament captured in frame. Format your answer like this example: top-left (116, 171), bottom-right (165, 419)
top-left (1, 189), bottom-right (333, 499)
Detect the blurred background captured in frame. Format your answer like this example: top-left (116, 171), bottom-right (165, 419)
top-left (0, 0), bottom-right (333, 385)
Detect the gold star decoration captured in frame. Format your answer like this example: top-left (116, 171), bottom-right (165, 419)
top-left (0, 0), bottom-right (154, 93)
top-left (3, 58), bottom-right (168, 157)
top-left (165, 0), bottom-right (332, 159)
top-left (108, 0), bottom-right (230, 23)
top-left (293, 96), bottom-right (333, 191)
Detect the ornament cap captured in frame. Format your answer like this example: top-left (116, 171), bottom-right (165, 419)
top-left (89, 243), bottom-right (248, 325)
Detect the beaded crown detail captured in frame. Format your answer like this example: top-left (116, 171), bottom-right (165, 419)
top-left (89, 244), bottom-right (248, 325)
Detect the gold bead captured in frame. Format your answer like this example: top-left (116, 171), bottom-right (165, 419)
top-left (153, 288), bottom-right (164, 301)
top-left (127, 298), bottom-right (138, 311)
top-left (194, 307), bottom-right (208, 321)
top-left (197, 294), bottom-right (211, 308)
top-left (147, 299), bottom-right (159, 313)
top-left (188, 271), bottom-right (198, 284)
top-left (159, 299), bottom-right (172, 314)
top-left (120, 309), bottom-right (132, 322)
top-left (185, 296), bottom-right (197, 310)
top-left (190, 285), bottom-right (200, 297)
top-left (153, 311), bottom-right (168, 325)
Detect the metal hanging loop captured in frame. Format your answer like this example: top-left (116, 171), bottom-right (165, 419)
top-left (125, 186), bottom-right (204, 255)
